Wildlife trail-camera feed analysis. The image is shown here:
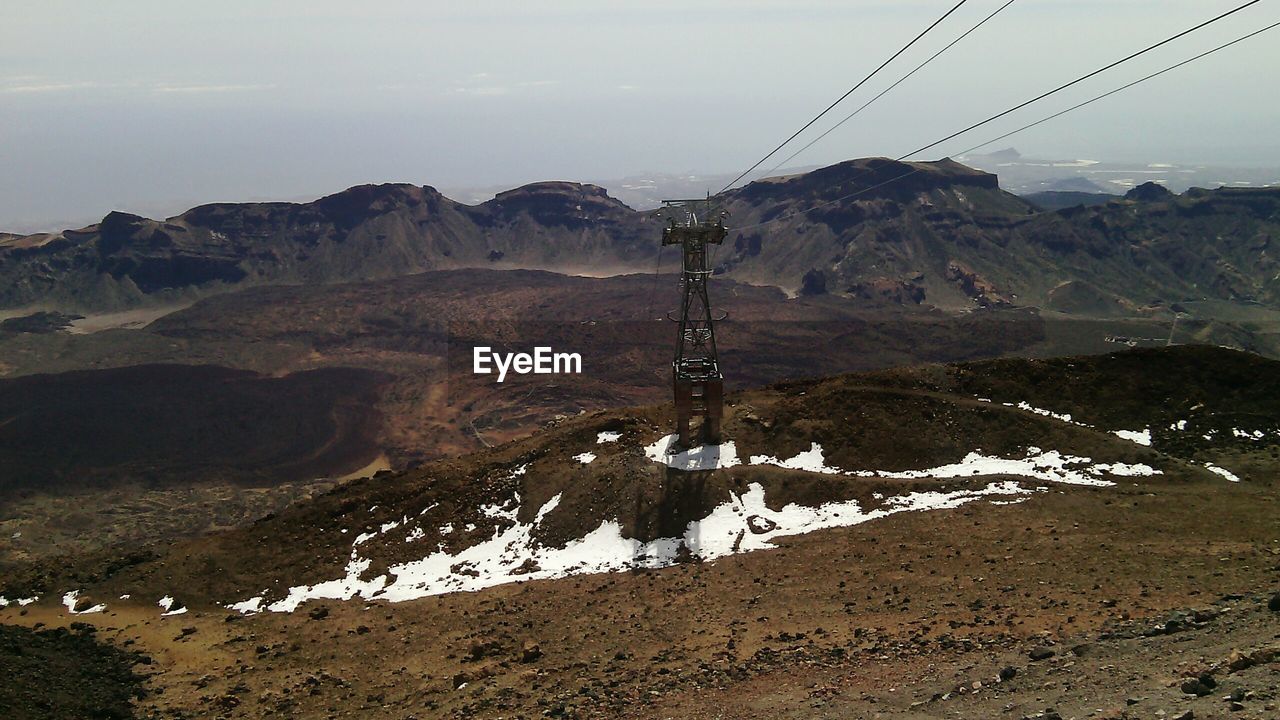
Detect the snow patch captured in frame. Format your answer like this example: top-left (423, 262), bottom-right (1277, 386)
top-left (1007, 401), bottom-right (1078, 424)
top-left (735, 442), bottom-right (1158, 488)
top-left (573, 452), bottom-right (597, 465)
top-left (1112, 429), bottom-right (1152, 446)
top-left (229, 434), bottom-right (1166, 614)
top-left (644, 434), bottom-right (740, 471)
top-left (228, 596), bottom-right (266, 614)
top-left (749, 443), bottom-right (844, 474)
top-left (1232, 428), bottom-right (1270, 440)
top-left (235, 480), bottom-right (1037, 614)
top-left (1204, 463), bottom-right (1241, 482)
top-left (596, 431), bottom-right (622, 444)
top-left (480, 495), bottom-right (519, 522)
top-left (61, 590), bottom-right (106, 615)
top-left (158, 595), bottom-right (187, 616)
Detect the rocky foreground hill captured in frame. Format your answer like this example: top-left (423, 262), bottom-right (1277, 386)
top-left (3, 157), bottom-right (1278, 313)
top-left (2, 345), bottom-right (1277, 719)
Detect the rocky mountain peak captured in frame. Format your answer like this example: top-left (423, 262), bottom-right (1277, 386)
top-left (1125, 182), bottom-right (1174, 202)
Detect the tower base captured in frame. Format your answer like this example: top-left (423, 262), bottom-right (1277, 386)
top-left (674, 373), bottom-right (723, 447)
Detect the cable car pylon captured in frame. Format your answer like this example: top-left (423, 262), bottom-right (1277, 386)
top-left (657, 197), bottom-right (727, 447)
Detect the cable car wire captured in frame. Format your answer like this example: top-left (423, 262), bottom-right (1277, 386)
top-left (763, 0), bottom-right (1021, 180)
top-left (895, 0), bottom-right (1263, 163)
top-left (717, 0), bottom-right (972, 195)
top-left (732, 17), bottom-right (1280, 233)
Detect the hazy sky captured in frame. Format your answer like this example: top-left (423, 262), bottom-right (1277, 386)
top-left (3, 0), bottom-right (1278, 231)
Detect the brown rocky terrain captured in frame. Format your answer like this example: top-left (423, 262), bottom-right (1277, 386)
top-left (3, 266), bottom-right (1276, 575)
top-left (2, 345), bottom-right (1277, 719)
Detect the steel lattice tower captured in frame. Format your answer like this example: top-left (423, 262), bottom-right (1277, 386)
top-left (660, 200), bottom-right (726, 447)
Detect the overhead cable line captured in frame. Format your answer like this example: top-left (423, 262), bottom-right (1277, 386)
top-left (732, 17), bottom-right (1280, 233)
top-left (923, 18), bottom-right (1280, 166)
top-left (763, 0), bottom-right (1021, 179)
top-left (717, 0), bottom-right (971, 194)
top-left (895, 0), bottom-right (1264, 162)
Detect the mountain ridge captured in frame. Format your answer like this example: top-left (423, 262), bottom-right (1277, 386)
top-left (3, 158), bottom-right (1279, 314)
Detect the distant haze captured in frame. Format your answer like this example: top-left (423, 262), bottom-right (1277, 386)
top-left (3, 0), bottom-right (1278, 231)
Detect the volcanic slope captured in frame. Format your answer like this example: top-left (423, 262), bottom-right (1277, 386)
top-left (4, 344), bottom-right (1277, 719)
top-left (4, 158), bottom-right (1280, 314)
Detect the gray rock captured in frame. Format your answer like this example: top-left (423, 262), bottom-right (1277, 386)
top-left (1028, 646), bottom-right (1055, 661)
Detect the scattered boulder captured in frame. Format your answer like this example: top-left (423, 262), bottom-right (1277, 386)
top-left (1180, 678), bottom-right (1211, 696)
top-left (468, 639), bottom-right (502, 661)
top-left (308, 606), bottom-right (329, 621)
top-left (1180, 674), bottom-right (1216, 697)
top-left (1028, 646), bottom-right (1055, 661)
top-left (999, 666), bottom-right (1018, 681)
top-left (521, 641), bottom-right (543, 663)
top-left (1269, 592), bottom-right (1280, 612)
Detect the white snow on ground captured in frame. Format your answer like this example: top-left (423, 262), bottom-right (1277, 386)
top-left (222, 432), bottom-right (1169, 614)
top-left (870, 448), bottom-right (1157, 487)
top-left (1231, 428), bottom-right (1278, 441)
top-left (1112, 429), bottom-right (1153, 446)
top-left (1204, 463), bottom-right (1241, 482)
top-left (227, 596), bottom-right (267, 614)
top-left (750, 443), bottom-right (845, 474)
top-left (1005, 401), bottom-right (1079, 425)
top-left (355, 518), bottom-right (405, 546)
top-left (158, 595), bottom-right (188, 616)
top-left (480, 496), bottom-right (519, 522)
top-left (61, 590), bottom-right (106, 615)
top-left (745, 442), bottom-right (1157, 487)
top-left (973, 399), bottom-right (1171, 449)
top-left (235, 479), bottom-right (1039, 614)
top-left (645, 434), bottom-right (741, 470)
top-left (573, 452), bottom-right (597, 465)
top-left (1, 596), bottom-right (39, 608)
top-left (597, 431), bottom-right (622, 444)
